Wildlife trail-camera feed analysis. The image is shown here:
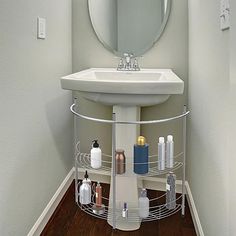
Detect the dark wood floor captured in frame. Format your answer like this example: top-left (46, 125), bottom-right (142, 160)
top-left (41, 181), bottom-right (196, 236)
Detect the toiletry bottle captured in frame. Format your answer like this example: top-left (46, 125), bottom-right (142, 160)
top-left (166, 135), bottom-right (174, 168)
top-left (122, 202), bottom-right (128, 218)
top-left (115, 149), bottom-right (126, 174)
top-left (95, 182), bottom-right (102, 208)
top-left (138, 188), bottom-right (149, 218)
top-left (79, 171), bottom-right (92, 205)
top-left (166, 172), bottom-right (176, 210)
top-left (91, 140), bottom-right (102, 169)
top-left (158, 137), bottom-right (165, 171)
top-left (134, 136), bottom-right (149, 174)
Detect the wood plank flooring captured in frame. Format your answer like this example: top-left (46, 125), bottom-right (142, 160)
top-left (41, 181), bottom-right (196, 236)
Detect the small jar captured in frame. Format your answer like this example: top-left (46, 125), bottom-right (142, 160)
top-left (115, 149), bottom-right (126, 174)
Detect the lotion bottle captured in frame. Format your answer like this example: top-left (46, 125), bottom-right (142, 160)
top-left (79, 171), bottom-right (91, 205)
top-left (138, 188), bottom-right (149, 218)
top-left (91, 140), bottom-right (102, 169)
top-left (134, 136), bottom-right (149, 174)
top-left (166, 135), bottom-right (174, 168)
top-left (158, 137), bottom-right (165, 170)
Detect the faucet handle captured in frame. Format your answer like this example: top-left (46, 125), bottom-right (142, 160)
top-left (117, 58), bottom-right (124, 70)
top-left (133, 58), bottom-right (140, 71)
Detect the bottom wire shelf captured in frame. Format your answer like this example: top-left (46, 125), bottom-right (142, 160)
top-left (76, 193), bottom-right (183, 223)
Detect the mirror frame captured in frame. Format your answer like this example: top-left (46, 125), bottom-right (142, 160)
top-left (88, 0), bottom-right (172, 56)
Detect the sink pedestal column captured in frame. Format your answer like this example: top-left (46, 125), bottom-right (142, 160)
top-left (108, 106), bottom-right (142, 231)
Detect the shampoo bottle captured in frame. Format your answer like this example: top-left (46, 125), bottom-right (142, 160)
top-left (166, 172), bottom-right (176, 210)
top-left (79, 171), bottom-right (91, 205)
top-left (91, 140), bottom-right (102, 169)
top-left (134, 136), bottom-right (149, 174)
top-left (158, 137), bottom-right (165, 171)
top-left (138, 188), bottom-right (149, 218)
top-left (166, 135), bottom-right (174, 168)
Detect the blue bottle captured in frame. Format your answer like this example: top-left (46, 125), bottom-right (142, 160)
top-left (134, 136), bottom-right (149, 174)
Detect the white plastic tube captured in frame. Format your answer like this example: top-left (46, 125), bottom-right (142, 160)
top-left (158, 137), bottom-right (165, 170)
top-left (166, 135), bottom-right (174, 168)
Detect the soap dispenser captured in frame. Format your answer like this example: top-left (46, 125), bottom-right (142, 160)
top-left (90, 140), bottom-right (102, 169)
top-left (134, 136), bottom-right (149, 174)
top-left (79, 171), bottom-right (91, 205)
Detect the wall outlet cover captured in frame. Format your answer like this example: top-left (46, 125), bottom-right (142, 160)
top-left (37, 17), bottom-right (46, 39)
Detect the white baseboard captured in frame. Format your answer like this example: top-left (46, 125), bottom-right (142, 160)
top-left (185, 182), bottom-right (204, 236)
top-left (27, 168), bottom-right (75, 236)
top-left (28, 168), bottom-right (203, 236)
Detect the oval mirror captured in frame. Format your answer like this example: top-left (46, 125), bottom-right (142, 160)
top-left (88, 0), bottom-right (171, 56)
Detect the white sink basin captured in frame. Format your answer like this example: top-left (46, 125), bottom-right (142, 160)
top-left (61, 68), bottom-right (184, 106)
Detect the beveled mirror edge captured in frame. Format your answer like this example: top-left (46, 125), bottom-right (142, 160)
top-left (88, 0), bottom-right (172, 57)
top-left (87, 0), bottom-right (118, 56)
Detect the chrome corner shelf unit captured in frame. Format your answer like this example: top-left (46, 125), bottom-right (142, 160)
top-left (71, 100), bottom-right (190, 230)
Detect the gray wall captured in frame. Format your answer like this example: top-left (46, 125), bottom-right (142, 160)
top-left (230, 0), bottom-right (236, 84)
top-left (72, 0), bottom-right (188, 176)
top-left (229, 2), bottom-right (236, 235)
top-left (0, 0), bottom-right (72, 235)
top-left (188, 0), bottom-right (236, 235)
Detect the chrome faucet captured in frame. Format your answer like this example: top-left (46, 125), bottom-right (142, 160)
top-left (117, 53), bottom-right (140, 71)
top-left (123, 53), bottom-right (133, 70)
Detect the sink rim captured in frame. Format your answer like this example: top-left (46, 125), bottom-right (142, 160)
top-left (61, 68), bottom-right (184, 95)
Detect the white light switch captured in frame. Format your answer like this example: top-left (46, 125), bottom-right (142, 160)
top-left (220, 0), bottom-right (230, 30)
top-left (37, 17), bottom-right (46, 39)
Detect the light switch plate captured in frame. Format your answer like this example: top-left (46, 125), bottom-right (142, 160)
top-left (37, 17), bottom-right (46, 39)
top-left (220, 0), bottom-right (230, 30)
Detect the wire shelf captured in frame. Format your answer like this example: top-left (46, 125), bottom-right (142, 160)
top-left (76, 193), bottom-right (183, 223)
top-left (76, 152), bottom-right (183, 177)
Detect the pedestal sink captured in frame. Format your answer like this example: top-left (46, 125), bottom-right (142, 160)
top-left (61, 68), bottom-right (184, 106)
top-left (61, 68), bottom-right (184, 231)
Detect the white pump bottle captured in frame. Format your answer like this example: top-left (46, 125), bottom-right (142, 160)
top-left (91, 140), bottom-right (102, 169)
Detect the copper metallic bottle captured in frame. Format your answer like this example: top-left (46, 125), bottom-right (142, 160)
top-left (115, 149), bottom-right (126, 174)
top-left (95, 182), bottom-right (102, 207)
